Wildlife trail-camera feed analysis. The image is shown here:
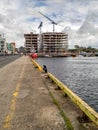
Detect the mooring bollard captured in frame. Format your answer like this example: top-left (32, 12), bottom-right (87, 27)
top-left (43, 65), bottom-right (47, 73)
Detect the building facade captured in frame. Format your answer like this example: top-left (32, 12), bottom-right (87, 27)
top-left (24, 32), bottom-right (68, 56)
top-left (0, 34), bottom-right (6, 54)
top-left (40, 32), bottom-right (68, 55)
top-left (6, 42), bottom-right (16, 54)
top-left (24, 32), bottom-right (38, 53)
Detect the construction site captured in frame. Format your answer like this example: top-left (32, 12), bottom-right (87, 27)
top-left (24, 12), bottom-right (68, 57)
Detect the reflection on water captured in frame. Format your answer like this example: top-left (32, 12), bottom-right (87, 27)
top-left (36, 57), bottom-right (98, 112)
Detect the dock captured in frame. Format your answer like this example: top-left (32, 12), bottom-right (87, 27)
top-left (0, 56), bottom-right (98, 130)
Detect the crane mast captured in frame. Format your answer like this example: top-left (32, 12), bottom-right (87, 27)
top-left (39, 11), bottom-right (57, 32)
top-left (38, 21), bottom-right (43, 33)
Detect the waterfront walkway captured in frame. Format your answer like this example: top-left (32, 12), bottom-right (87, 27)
top-left (0, 56), bottom-right (97, 130)
top-left (0, 56), bottom-right (66, 130)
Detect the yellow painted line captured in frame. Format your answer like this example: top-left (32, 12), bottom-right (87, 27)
top-left (31, 59), bottom-right (98, 126)
top-left (13, 91), bottom-right (19, 97)
top-left (4, 115), bottom-right (12, 128)
top-left (3, 57), bottom-right (26, 129)
top-left (10, 99), bottom-right (16, 111)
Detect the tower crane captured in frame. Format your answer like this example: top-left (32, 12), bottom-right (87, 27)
top-left (39, 11), bottom-right (57, 32)
top-left (38, 21), bottom-right (43, 33)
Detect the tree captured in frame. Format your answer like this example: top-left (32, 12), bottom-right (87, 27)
top-left (74, 45), bottom-right (80, 49)
top-left (19, 46), bottom-right (26, 53)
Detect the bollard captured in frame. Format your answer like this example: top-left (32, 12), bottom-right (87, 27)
top-left (43, 65), bottom-right (47, 73)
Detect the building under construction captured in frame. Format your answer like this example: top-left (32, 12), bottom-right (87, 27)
top-left (24, 32), bottom-right (68, 57)
top-left (39, 32), bottom-right (68, 56)
top-left (24, 32), bottom-right (38, 53)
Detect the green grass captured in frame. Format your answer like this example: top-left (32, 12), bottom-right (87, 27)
top-left (49, 90), bottom-right (74, 130)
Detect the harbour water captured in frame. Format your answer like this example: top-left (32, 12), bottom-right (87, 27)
top-left (36, 57), bottom-right (98, 112)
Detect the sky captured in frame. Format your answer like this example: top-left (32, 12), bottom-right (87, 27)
top-left (0, 0), bottom-right (98, 48)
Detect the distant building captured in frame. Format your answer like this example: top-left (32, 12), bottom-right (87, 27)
top-left (24, 32), bottom-right (68, 56)
top-left (11, 42), bottom-right (16, 54)
top-left (7, 43), bottom-right (13, 50)
top-left (24, 32), bottom-right (38, 53)
top-left (6, 42), bottom-right (16, 54)
top-left (0, 33), bottom-right (6, 54)
top-left (40, 32), bottom-right (68, 54)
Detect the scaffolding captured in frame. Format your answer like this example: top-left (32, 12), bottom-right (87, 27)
top-left (41, 32), bottom-right (68, 56)
top-left (24, 32), bottom-right (68, 56)
top-left (24, 32), bottom-right (38, 53)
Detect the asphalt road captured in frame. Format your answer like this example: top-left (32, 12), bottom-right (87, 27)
top-left (0, 55), bottom-right (21, 68)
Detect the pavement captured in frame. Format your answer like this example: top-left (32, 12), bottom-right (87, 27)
top-left (0, 56), bottom-right (98, 130)
top-left (0, 56), bottom-right (66, 130)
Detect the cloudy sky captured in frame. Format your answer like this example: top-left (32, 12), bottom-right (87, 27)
top-left (0, 0), bottom-right (98, 48)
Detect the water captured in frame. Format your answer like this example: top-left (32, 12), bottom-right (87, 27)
top-left (36, 56), bottom-right (98, 112)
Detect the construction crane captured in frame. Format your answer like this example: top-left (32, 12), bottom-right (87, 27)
top-left (39, 11), bottom-right (57, 32)
top-left (38, 21), bottom-right (43, 33)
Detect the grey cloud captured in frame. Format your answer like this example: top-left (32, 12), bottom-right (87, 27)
top-left (0, 0), bottom-right (98, 48)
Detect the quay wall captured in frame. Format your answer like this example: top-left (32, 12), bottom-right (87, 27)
top-left (31, 59), bottom-right (98, 126)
